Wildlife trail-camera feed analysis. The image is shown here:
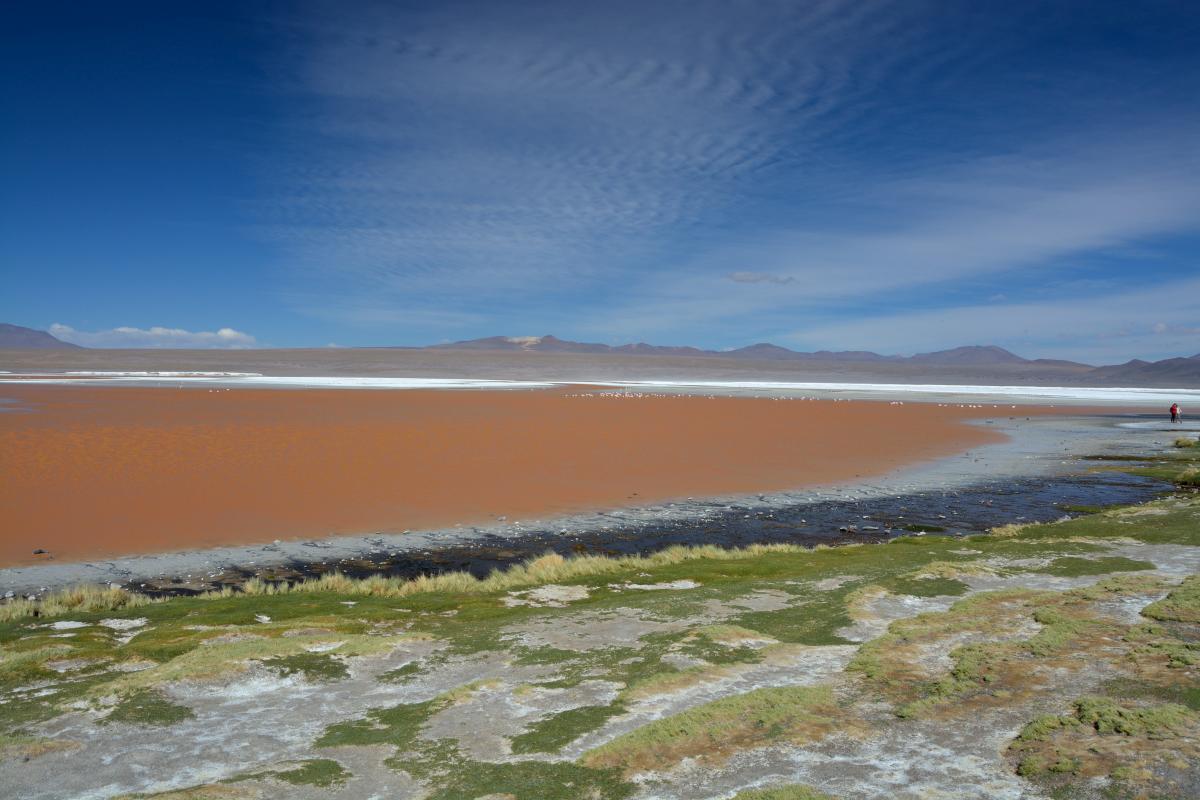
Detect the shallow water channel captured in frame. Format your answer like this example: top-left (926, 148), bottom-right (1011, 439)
top-left (222, 469), bottom-right (1171, 592)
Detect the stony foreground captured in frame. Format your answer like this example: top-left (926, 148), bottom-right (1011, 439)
top-left (1, 454), bottom-right (1197, 800)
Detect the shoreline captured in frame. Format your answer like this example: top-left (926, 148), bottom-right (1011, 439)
top-left (3, 370), bottom-right (1200, 404)
top-left (0, 408), bottom-right (1180, 598)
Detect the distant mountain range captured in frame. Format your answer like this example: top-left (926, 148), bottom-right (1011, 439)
top-left (430, 335), bottom-right (1200, 384)
top-left (432, 335), bottom-right (1088, 367)
top-left (3, 324), bottom-right (1199, 385)
top-left (0, 323), bottom-right (80, 349)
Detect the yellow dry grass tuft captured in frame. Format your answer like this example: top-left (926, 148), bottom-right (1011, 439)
top-left (990, 522), bottom-right (1033, 538)
top-left (0, 585), bottom-right (153, 623)
top-left (5, 541), bottom-right (858, 622)
top-left (233, 544), bottom-right (820, 602)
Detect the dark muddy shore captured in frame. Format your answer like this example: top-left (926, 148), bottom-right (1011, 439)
top-left (139, 469), bottom-right (1170, 597)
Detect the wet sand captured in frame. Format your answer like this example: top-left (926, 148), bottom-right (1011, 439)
top-left (0, 385), bottom-right (1011, 567)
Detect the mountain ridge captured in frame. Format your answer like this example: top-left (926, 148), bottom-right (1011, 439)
top-left (0, 323), bottom-right (81, 350)
top-left (432, 335), bottom-right (1088, 367)
top-left (3, 325), bottom-right (1198, 385)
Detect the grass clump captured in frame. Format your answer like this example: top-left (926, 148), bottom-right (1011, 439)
top-left (1174, 437), bottom-right (1197, 448)
top-left (1010, 696), bottom-right (1200, 784)
top-left (423, 759), bottom-right (633, 800)
top-left (255, 758), bottom-right (350, 788)
top-left (851, 584), bottom-right (1143, 718)
top-left (324, 715), bottom-right (635, 800)
top-left (1073, 696), bottom-right (1193, 737)
top-left (732, 787), bottom-right (835, 800)
top-left (379, 661), bottom-right (422, 683)
top-left (1014, 698), bottom-right (1194, 744)
top-left (1142, 575), bottom-right (1200, 624)
top-left (316, 680), bottom-right (490, 753)
top-left (317, 699), bottom-right (438, 750)
top-left (102, 689), bottom-right (194, 727)
top-left (0, 585), bottom-right (152, 623)
top-left (582, 685), bottom-right (838, 774)
top-left (881, 574), bottom-right (969, 598)
top-left (1007, 686), bottom-right (1200, 800)
top-left (1100, 677), bottom-right (1200, 713)
top-left (510, 703), bottom-right (627, 753)
top-left (260, 652), bottom-right (349, 682)
top-left (1036, 556), bottom-right (1155, 578)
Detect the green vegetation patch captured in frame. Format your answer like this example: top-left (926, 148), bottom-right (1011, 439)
top-left (1142, 575), bottom-right (1200, 624)
top-left (1073, 696), bottom-right (1194, 737)
top-left (1010, 696), bottom-right (1200, 788)
top-left (732, 786), bottom-right (836, 800)
top-left (732, 588), bottom-right (856, 645)
top-left (849, 582), bottom-right (1151, 718)
top-left (244, 758), bottom-right (350, 788)
top-left (260, 652), bottom-right (349, 682)
top-left (880, 574), bottom-right (969, 598)
top-left (423, 758), bottom-right (633, 800)
top-left (1100, 677), bottom-right (1200, 713)
top-left (1123, 448), bottom-right (1200, 487)
top-left (583, 685), bottom-right (839, 775)
top-left (675, 627), bottom-right (767, 665)
top-left (328, 730), bottom-right (635, 800)
top-left (510, 703), bottom-right (627, 753)
top-left (379, 661), bottom-right (422, 683)
top-left (102, 688), bottom-right (194, 727)
top-left (317, 698), bottom-right (439, 750)
top-left (1035, 556), bottom-right (1155, 578)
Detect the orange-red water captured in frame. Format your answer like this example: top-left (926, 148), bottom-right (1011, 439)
top-left (0, 385), bottom-right (1008, 566)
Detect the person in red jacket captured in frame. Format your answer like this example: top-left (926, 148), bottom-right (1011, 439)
top-left (1170, 403), bottom-right (1180, 423)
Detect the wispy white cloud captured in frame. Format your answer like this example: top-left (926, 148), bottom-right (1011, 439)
top-left (50, 324), bottom-right (257, 349)
top-left (259, 1), bottom-right (1200, 359)
top-left (576, 131), bottom-right (1200, 346)
top-left (264, 0), bottom-right (987, 315)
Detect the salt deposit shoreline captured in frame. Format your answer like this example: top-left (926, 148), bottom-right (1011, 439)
top-left (2, 371), bottom-right (1199, 404)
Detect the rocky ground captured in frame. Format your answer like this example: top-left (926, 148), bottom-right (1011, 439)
top-left (0, 449), bottom-right (1197, 800)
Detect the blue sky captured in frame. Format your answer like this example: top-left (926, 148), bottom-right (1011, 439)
top-left (2, 0), bottom-right (1198, 362)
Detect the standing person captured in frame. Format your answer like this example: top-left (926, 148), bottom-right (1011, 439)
top-left (1170, 403), bottom-right (1180, 423)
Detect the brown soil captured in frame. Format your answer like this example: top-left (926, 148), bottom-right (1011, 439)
top-left (0, 385), bottom-right (1009, 566)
